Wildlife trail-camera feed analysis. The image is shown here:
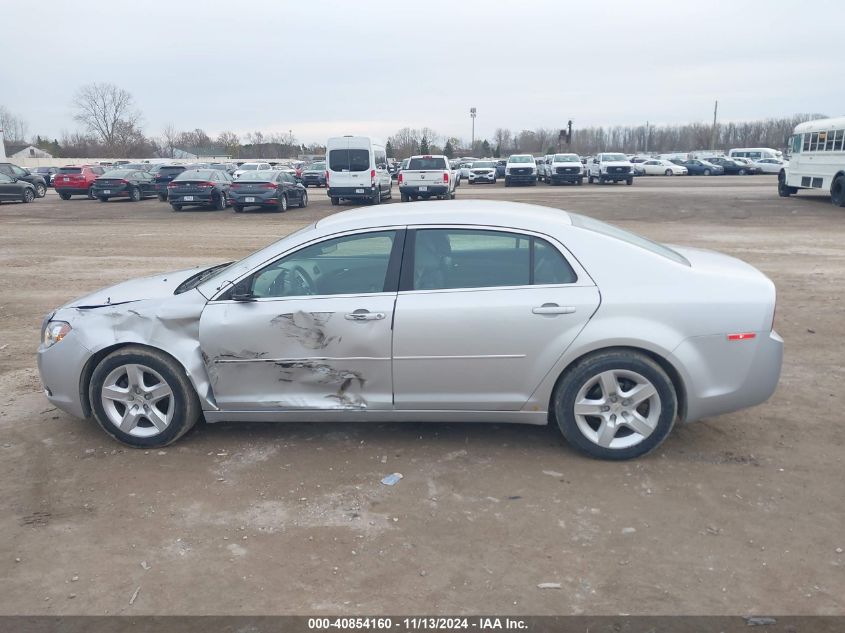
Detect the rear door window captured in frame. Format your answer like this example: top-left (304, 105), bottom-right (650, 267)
top-left (329, 149), bottom-right (370, 172)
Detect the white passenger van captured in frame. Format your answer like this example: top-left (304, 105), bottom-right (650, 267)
top-left (728, 147), bottom-right (783, 161)
top-left (326, 136), bottom-right (393, 205)
top-left (778, 116), bottom-right (845, 206)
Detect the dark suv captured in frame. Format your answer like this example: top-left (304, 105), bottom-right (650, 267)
top-left (0, 163), bottom-right (47, 198)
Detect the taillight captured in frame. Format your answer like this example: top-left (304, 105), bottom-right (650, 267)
top-left (262, 183), bottom-right (278, 189)
top-left (230, 183), bottom-right (240, 189)
top-left (119, 180), bottom-right (128, 185)
top-left (398, 173), bottom-right (403, 184)
top-left (370, 169), bottom-right (376, 185)
top-left (727, 333), bottom-right (756, 341)
top-left (167, 182), bottom-right (178, 188)
top-left (442, 172), bottom-right (449, 183)
top-left (325, 170), bottom-right (330, 184)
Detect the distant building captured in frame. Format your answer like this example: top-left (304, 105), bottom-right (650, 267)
top-left (6, 144), bottom-right (54, 159)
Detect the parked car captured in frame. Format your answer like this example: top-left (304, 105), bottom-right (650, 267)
top-left (587, 153), bottom-right (634, 185)
top-left (32, 166), bottom-right (59, 186)
top-left (495, 159), bottom-right (507, 178)
top-left (92, 169), bottom-right (158, 202)
top-left (730, 157), bottom-right (759, 174)
top-left (300, 162), bottom-right (327, 187)
top-left (639, 159), bottom-right (688, 176)
top-left (706, 156), bottom-right (751, 175)
top-left (0, 172), bottom-right (37, 203)
top-left (753, 158), bottom-right (784, 174)
top-left (399, 154), bottom-right (457, 201)
top-left (54, 165), bottom-right (105, 199)
top-left (504, 155), bottom-right (538, 186)
top-left (682, 159), bottom-right (725, 176)
top-left (153, 165), bottom-right (190, 201)
top-left (233, 162), bottom-right (273, 179)
top-left (36, 200), bottom-right (783, 460)
top-left (546, 153), bottom-right (584, 185)
top-left (467, 160), bottom-right (497, 184)
top-left (0, 162), bottom-right (48, 197)
top-left (167, 169), bottom-right (233, 211)
top-left (459, 162), bottom-right (474, 180)
top-left (229, 170), bottom-right (308, 212)
top-left (326, 136), bottom-right (392, 205)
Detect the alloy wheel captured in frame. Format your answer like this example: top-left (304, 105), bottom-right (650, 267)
top-left (100, 363), bottom-right (174, 438)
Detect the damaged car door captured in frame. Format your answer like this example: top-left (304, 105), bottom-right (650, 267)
top-left (199, 230), bottom-right (403, 412)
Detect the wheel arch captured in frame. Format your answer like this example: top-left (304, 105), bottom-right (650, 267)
top-left (545, 344), bottom-right (688, 426)
top-left (831, 170), bottom-right (845, 191)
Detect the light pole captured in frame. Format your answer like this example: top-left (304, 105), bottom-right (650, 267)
top-left (470, 107), bottom-right (476, 152)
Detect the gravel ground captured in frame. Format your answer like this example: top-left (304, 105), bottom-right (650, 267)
top-left (1, 175), bottom-right (843, 615)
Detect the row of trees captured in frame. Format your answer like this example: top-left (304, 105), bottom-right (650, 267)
top-left (2, 85), bottom-right (825, 159)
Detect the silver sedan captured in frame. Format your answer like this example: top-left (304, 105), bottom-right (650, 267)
top-left (37, 201), bottom-right (783, 459)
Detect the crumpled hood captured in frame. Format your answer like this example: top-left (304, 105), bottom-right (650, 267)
top-left (62, 267), bottom-right (206, 309)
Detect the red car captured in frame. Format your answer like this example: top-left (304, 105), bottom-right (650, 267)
top-left (54, 165), bottom-right (106, 200)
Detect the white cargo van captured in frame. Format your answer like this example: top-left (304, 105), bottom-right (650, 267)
top-left (326, 136), bottom-right (393, 205)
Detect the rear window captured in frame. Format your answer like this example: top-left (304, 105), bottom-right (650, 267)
top-left (159, 166), bottom-right (186, 174)
top-left (329, 149), bottom-right (370, 172)
top-left (305, 162), bottom-right (326, 171)
top-left (238, 171), bottom-right (277, 181)
top-left (570, 214), bottom-right (689, 266)
top-left (175, 170), bottom-right (215, 180)
top-left (102, 170), bottom-right (135, 178)
top-left (408, 157), bottom-right (448, 170)
top-left (59, 167), bottom-right (82, 174)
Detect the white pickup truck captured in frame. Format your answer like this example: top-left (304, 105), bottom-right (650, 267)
top-left (587, 152), bottom-right (635, 185)
top-left (398, 155), bottom-right (458, 202)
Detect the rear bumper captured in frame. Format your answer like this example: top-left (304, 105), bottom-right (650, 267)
top-left (230, 192), bottom-right (279, 206)
top-left (672, 330), bottom-right (783, 423)
top-left (328, 186), bottom-right (376, 199)
top-left (169, 192), bottom-right (215, 205)
top-left (92, 186), bottom-right (130, 198)
top-left (54, 186), bottom-right (91, 195)
top-left (400, 185), bottom-right (449, 195)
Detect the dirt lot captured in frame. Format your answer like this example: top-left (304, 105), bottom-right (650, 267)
top-left (1, 176), bottom-right (843, 615)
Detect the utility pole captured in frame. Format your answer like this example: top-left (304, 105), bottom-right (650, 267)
top-left (710, 100), bottom-right (718, 150)
top-left (644, 121), bottom-right (649, 154)
top-left (470, 107), bottom-right (476, 151)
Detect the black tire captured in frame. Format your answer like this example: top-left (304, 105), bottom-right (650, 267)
top-left (98, 196), bottom-right (109, 203)
top-left (504, 178), bottom-right (511, 187)
top-left (777, 171), bottom-right (793, 198)
top-left (552, 350), bottom-right (677, 460)
top-left (588, 175), bottom-right (594, 184)
top-left (665, 169), bottom-right (672, 176)
top-left (87, 186), bottom-right (97, 199)
top-left (213, 191), bottom-right (226, 210)
top-left (371, 188), bottom-right (381, 205)
top-left (89, 345), bottom-right (201, 448)
top-left (59, 192), bottom-right (72, 200)
top-left (577, 177), bottom-right (583, 185)
top-left (129, 187), bottom-right (141, 202)
top-left (703, 169), bottom-right (711, 176)
top-left (530, 179), bottom-right (537, 186)
top-left (738, 168), bottom-right (747, 175)
top-left (35, 183), bottom-right (46, 198)
top-left (401, 193), bottom-right (410, 202)
top-left (449, 190), bottom-right (456, 200)
top-left (23, 188), bottom-right (35, 203)
top-left (626, 177), bottom-right (634, 186)
top-left (831, 174), bottom-right (845, 207)
top-left (299, 190), bottom-right (308, 208)
top-left (157, 193), bottom-right (167, 202)
top-left (171, 204), bottom-right (182, 211)
top-left (233, 204), bottom-right (243, 213)
top-left (330, 196), bottom-right (339, 206)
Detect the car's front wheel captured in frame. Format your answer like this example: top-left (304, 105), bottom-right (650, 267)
top-left (553, 350), bottom-right (677, 460)
top-left (831, 174), bottom-right (845, 207)
top-left (299, 190), bottom-right (308, 208)
top-left (129, 186), bottom-right (141, 202)
top-left (35, 183), bottom-right (46, 197)
top-left (23, 189), bottom-right (35, 203)
top-left (89, 346), bottom-right (201, 448)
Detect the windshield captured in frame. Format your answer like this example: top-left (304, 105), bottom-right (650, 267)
top-left (600, 153), bottom-right (627, 161)
top-left (570, 214), bottom-right (689, 266)
top-left (237, 171), bottom-right (277, 181)
top-left (508, 155), bottom-right (535, 164)
top-left (329, 149), bottom-right (370, 172)
top-left (408, 157), bottom-right (448, 170)
top-left (472, 161), bottom-right (494, 168)
top-left (554, 155), bottom-right (578, 162)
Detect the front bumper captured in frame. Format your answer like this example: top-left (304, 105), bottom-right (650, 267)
top-left (37, 333), bottom-right (93, 420)
top-left (327, 186), bottom-right (376, 200)
top-left (400, 185), bottom-right (449, 195)
top-left (550, 170), bottom-right (582, 183)
top-left (506, 172), bottom-right (537, 183)
top-left (469, 172), bottom-right (496, 182)
top-left (598, 171), bottom-right (632, 180)
top-left (672, 330), bottom-right (783, 423)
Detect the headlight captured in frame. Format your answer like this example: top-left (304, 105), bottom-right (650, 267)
top-left (43, 321), bottom-right (71, 348)
top-left (505, 168), bottom-right (511, 175)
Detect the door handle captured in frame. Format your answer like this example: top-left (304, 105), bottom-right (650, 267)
top-left (344, 310), bottom-right (385, 321)
top-left (532, 303), bottom-right (576, 315)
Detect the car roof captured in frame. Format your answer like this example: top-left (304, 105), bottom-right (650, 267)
top-left (315, 200), bottom-right (573, 233)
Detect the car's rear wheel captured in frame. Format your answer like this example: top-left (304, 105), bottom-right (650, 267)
top-left (330, 196), bottom-right (339, 206)
top-left (664, 169), bottom-right (672, 176)
top-left (59, 192), bottom-right (71, 200)
top-left (129, 187), bottom-right (141, 202)
top-left (35, 183), bottom-right (46, 197)
top-left (233, 204), bottom-right (243, 213)
top-left (98, 196), bottom-right (108, 203)
top-left (738, 168), bottom-right (747, 175)
top-left (371, 188), bottom-right (381, 205)
top-left (553, 350), bottom-right (677, 460)
top-left (89, 346), bottom-right (201, 448)
top-left (401, 193), bottom-right (410, 202)
top-left (23, 189), bottom-right (35, 203)
top-left (299, 190), bottom-right (308, 208)
top-left (703, 169), bottom-right (711, 176)
top-left (157, 193), bottom-right (167, 202)
top-left (213, 191), bottom-right (226, 210)
top-left (279, 194), bottom-right (288, 212)
top-left (171, 204), bottom-right (182, 211)
top-left (626, 177), bottom-right (634, 185)
top-left (87, 186), bottom-right (96, 199)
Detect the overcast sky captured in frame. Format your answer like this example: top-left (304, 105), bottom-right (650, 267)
top-left (2, 0), bottom-right (842, 145)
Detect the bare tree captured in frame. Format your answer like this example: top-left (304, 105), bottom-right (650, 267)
top-left (72, 83), bottom-right (141, 154)
top-left (158, 124), bottom-right (179, 158)
top-left (0, 106), bottom-right (29, 143)
top-left (217, 130), bottom-right (240, 158)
